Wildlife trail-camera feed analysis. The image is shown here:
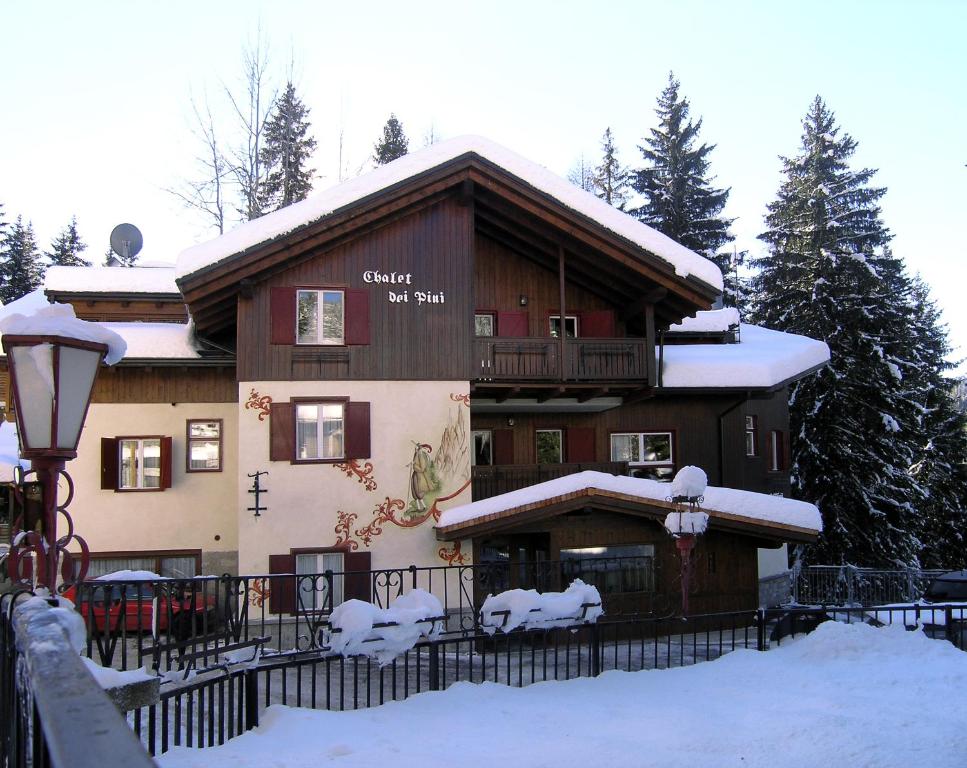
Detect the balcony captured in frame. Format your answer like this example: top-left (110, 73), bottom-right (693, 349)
top-left (471, 461), bottom-right (630, 501)
top-left (473, 337), bottom-right (652, 385)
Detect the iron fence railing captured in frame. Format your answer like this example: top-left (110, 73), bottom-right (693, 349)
top-left (793, 565), bottom-right (947, 606)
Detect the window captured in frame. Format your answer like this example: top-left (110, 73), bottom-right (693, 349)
top-left (536, 429), bottom-right (563, 464)
top-left (82, 551), bottom-right (200, 579)
top-left (745, 415), bottom-right (758, 457)
top-left (473, 430), bottom-right (493, 466)
top-left (474, 313), bottom-right (495, 337)
top-left (769, 431), bottom-right (785, 472)
top-left (296, 289), bottom-right (344, 345)
top-left (120, 438), bottom-right (161, 489)
top-left (560, 544), bottom-right (656, 594)
top-left (296, 402), bottom-right (345, 460)
top-left (610, 432), bottom-right (674, 481)
top-left (296, 551), bottom-right (345, 612)
top-left (186, 419), bottom-right (222, 472)
top-left (549, 315), bottom-right (578, 338)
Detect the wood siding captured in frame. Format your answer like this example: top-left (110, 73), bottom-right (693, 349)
top-left (92, 367), bottom-right (236, 403)
top-left (238, 198), bottom-right (474, 381)
top-left (56, 298), bottom-right (188, 323)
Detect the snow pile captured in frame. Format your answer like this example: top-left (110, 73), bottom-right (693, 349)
top-left (479, 579), bottom-right (603, 634)
top-left (177, 136), bottom-right (722, 292)
top-left (670, 465), bottom-right (707, 499)
top-left (0, 288), bottom-right (50, 322)
top-left (662, 323), bottom-right (829, 389)
top-left (666, 307), bottom-right (740, 333)
top-left (664, 511), bottom-right (709, 535)
top-left (95, 570), bottom-right (163, 581)
top-left (156, 621), bottom-right (967, 768)
top-left (325, 589), bottom-right (444, 665)
top-left (19, 593), bottom-right (87, 653)
top-left (45, 265), bottom-right (179, 295)
top-left (438, 471), bottom-right (821, 534)
top-left (0, 302), bottom-right (127, 364)
top-left (81, 657), bottom-right (154, 689)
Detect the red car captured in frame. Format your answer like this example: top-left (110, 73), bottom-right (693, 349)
top-left (65, 582), bottom-right (218, 635)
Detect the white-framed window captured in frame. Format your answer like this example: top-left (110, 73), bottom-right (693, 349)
top-left (297, 289), bottom-right (345, 345)
top-left (187, 419), bottom-right (222, 472)
top-left (295, 551), bottom-right (345, 612)
top-left (549, 315), bottom-right (578, 339)
top-left (745, 415), bottom-right (758, 457)
top-left (610, 432), bottom-right (674, 481)
top-left (295, 402), bottom-right (345, 461)
top-left (474, 313), bottom-right (495, 337)
top-left (536, 429), bottom-right (563, 464)
top-left (473, 429), bottom-right (493, 466)
top-left (119, 438), bottom-right (162, 489)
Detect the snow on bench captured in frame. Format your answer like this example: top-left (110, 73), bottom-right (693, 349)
top-left (479, 579), bottom-right (603, 634)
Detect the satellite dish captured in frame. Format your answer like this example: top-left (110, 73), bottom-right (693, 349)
top-left (109, 223), bottom-right (143, 262)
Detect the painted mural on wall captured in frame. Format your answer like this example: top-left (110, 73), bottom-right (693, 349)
top-left (333, 394), bottom-right (471, 562)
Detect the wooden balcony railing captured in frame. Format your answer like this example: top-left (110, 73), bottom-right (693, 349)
top-left (471, 461), bottom-right (630, 501)
top-left (473, 337), bottom-right (652, 384)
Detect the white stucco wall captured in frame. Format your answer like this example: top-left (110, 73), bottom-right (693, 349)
top-left (237, 380), bottom-right (472, 575)
top-left (757, 544), bottom-right (789, 578)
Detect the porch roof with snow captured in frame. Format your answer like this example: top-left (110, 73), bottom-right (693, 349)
top-left (435, 471), bottom-right (822, 544)
top-left (44, 265), bottom-right (180, 299)
top-left (175, 135), bottom-right (724, 333)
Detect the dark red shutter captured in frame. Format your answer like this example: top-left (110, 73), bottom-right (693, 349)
top-left (160, 436), bottom-right (173, 489)
top-left (776, 431), bottom-right (786, 471)
top-left (497, 311), bottom-right (529, 337)
top-left (580, 310), bottom-right (615, 338)
top-left (344, 402), bottom-right (371, 459)
top-left (566, 427), bottom-right (596, 463)
top-left (268, 554), bottom-right (296, 614)
top-left (344, 289), bottom-right (370, 346)
top-left (344, 551), bottom-right (372, 602)
top-left (270, 402), bottom-right (295, 461)
top-left (270, 288), bottom-right (297, 345)
top-left (100, 437), bottom-right (118, 490)
top-left (493, 429), bottom-right (514, 465)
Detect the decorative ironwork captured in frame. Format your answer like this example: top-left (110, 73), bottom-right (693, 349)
top-left (248, 578), bottom-right (270, 607)
top-left (438, 541), bottom-right (467, 566)
top-left (332, 460), bottom-right (377, 491)
top-left (334, 511), bottom-right (360, 551)
top-left (449, 392), bottom-right (471, 407)
top-left (247, 471), bottom-right (268, 517)
top-left (244, 388), bottom-right (273, 421)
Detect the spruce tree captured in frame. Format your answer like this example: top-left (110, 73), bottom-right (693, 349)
top-left (632, 72), bottom-right (734, 262)
top-left (373, 114), bottom-right (409, 165)
top-left (567, 154), bottom-right (594, 192)
top-left (258, 81), bottom-right (317, 211)
top-left (47, 216), bottom-right (91, 266)
top-left (751, 96), bottom-right (923, 567)
top-left (592, 128), bottom-right (629, 208)
top-left (0, 216), bottom-right (44, 304)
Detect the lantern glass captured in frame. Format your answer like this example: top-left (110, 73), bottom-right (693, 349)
top-left (9, 344), bottom-right (54, 450)
top-left (56, 345), bottom-right (102, 450)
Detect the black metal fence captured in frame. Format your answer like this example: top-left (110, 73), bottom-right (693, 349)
top-left (793, 565), bottom-right (947, 605)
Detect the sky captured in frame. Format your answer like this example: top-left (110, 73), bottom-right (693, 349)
top-left (2, 1), bottom-right (965, 371)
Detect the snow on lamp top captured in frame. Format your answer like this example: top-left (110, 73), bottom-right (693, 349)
top-left (0, 303), bottom-right (127, 364)
top-left (670, 465), bottom-right (707, 500)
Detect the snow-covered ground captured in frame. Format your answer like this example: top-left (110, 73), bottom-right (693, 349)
top-left (157, 621), bottom-right (966, 768)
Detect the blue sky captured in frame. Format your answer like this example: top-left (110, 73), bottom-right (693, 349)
top-left (2, 1), bottom-right (964, 370)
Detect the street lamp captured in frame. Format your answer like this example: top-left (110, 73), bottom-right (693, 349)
top-left (664, 466), bottom-right (710, 616)
top-left (1, 304), bottom-right (125, 592)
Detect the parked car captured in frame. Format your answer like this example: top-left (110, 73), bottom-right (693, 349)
top-left (921, 570), bottom-right (967, 603)
top-left (64, 580), bottom-right (218, 636)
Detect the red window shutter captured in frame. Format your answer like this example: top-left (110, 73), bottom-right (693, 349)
top-left (270, 402), bottom-right (295, 462)
top-left (160, 436), bottom-right (173, 489)
top-left (270, 288), bottom-right (297, 345)
top-left (580, 310), bottom-right (615, 338)
top-left (344, 402), bottom-right (371, 459)
top-left (268, 554), bottom-right (296, 614)
top-left (566, 427), bottom-right (596, 463)
top-left (344, 551), bottom-right (372, 602)
top-left (493, 429), bottom-right (514, 465)
top-left (497, 311), bottom-right (529, 337)
top-left (100, 437), bottom-right (118, 490)
top-left (344, 289), bottom-right (370, 346)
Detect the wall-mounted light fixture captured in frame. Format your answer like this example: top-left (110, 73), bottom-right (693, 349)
top-left (519, 295), bottom-right (528, 307)
top-left (507, 418), bottom-right (516, 427)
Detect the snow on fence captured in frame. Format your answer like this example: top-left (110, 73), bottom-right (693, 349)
top-left (479, 579), bottom-right (603, 633)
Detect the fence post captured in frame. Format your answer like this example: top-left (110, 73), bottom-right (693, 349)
top-left (757, 609), bottom-right (767, 651)
top-left (428, 642), bottom-right (441, 691)
top-left (590, 623), bottom-right (602, 676)
top-left (944, 606), bottom-right (954, 645)
top-left (409, 565), bottom-right (418, 590)
top-left (244, 669), bottom-right (259, 731)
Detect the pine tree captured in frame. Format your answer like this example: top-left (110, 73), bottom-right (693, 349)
top-left (258, 81), bottom-right (317, 211)
top-left (591, 128), bottom-right (629, 208)
top-left (567, 154), bottom-right (594, 192)
top-left (751, 96), bottom-right (924, 567)
top-left (0, 216), bottom-right (44, 303)
top-left (632, 72), bottom-right (734, 261)
top-left (47, 216), bottom-right (90, 266)
top-left (373, 114), bottom-right (409, 165)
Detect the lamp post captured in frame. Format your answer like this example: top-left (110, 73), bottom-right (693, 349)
top-left (2, 333), bottom-right (108, 592)
top-left (664, 466), bottom-right (710, 616)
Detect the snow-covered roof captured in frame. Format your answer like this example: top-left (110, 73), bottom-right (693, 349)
top-left (666, 307), bottom-right (740, 333)
top-left (436, 470), bottom-right (822, 538)
top-left (661, 324), bottom-right (829, 389)
top-left (0, 303), bottom-right (127, 364)
top-left (102, 322), bottom-right (200, 359)
top-left (176, 136), bottom-right (724, 293)
top-left (45, 265), bottom-right (179, 295)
